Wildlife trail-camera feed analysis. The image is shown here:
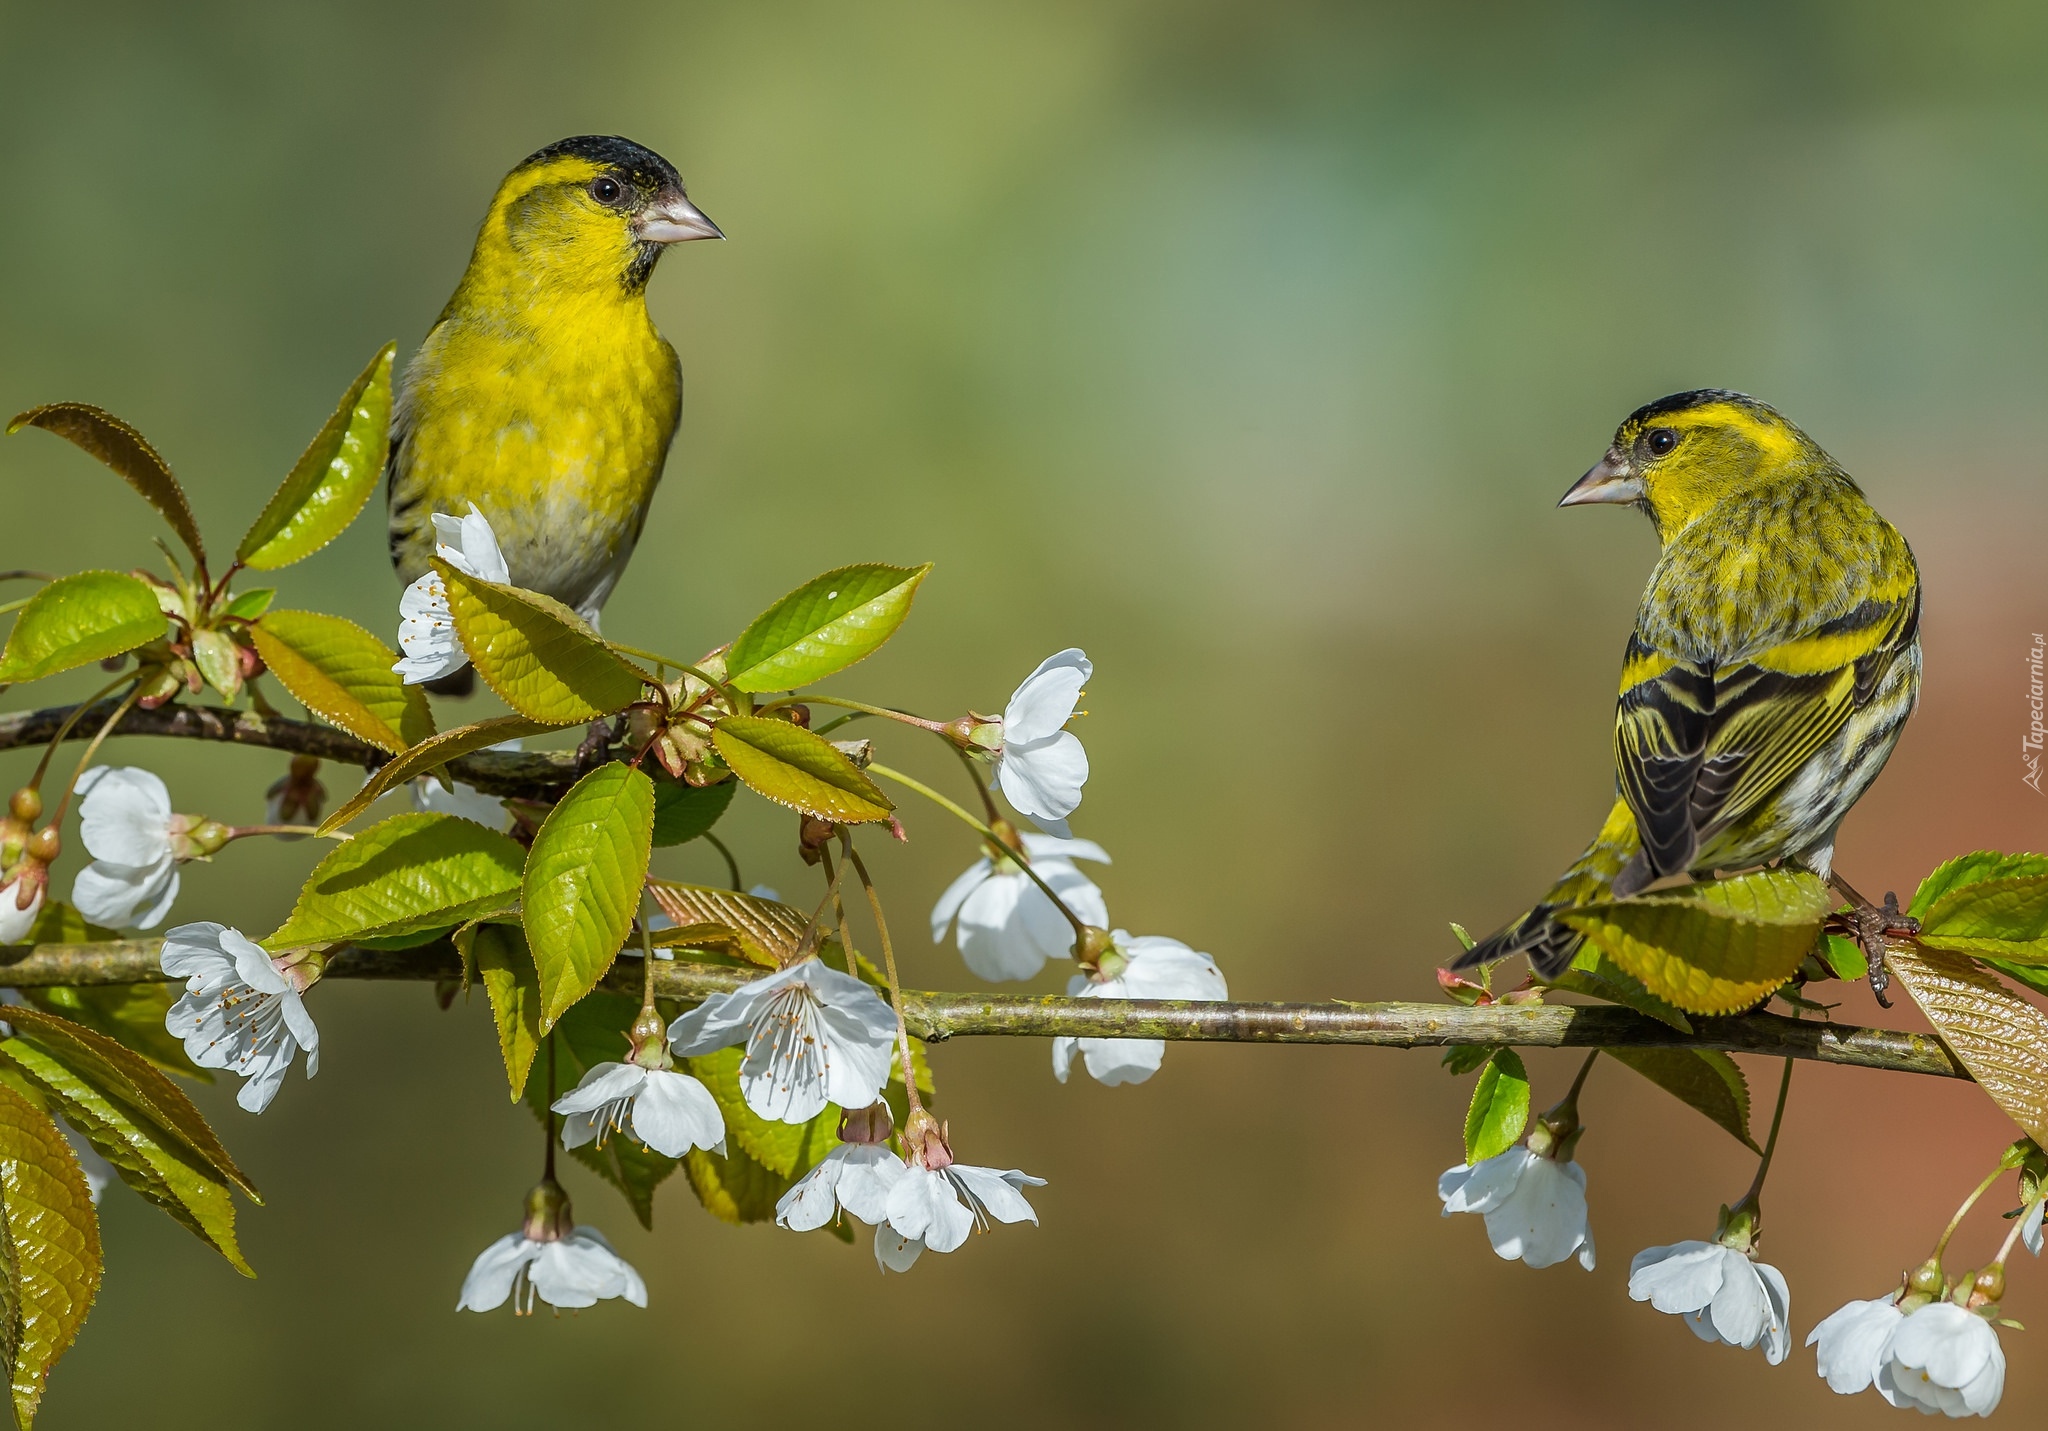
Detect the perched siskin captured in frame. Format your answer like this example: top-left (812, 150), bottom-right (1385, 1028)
top-left (1460, 391), bottom-right (1921, 981)
top-left (385, 135), bottom-right (721, 690)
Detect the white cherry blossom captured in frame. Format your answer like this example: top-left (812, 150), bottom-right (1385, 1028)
top-left (1627, 1240), bottom-right (1790, 1363)
top-left (874, 1112), bottom-right (1045, 1273)
top-left (161, 922), bottom-right (319, 1113)
top-left (931, 830), bottom-right (1108, 982)
top-left (990, 649), bottom-right (1091, 828)
top-left (0, 872), bottom-right (43, 943)
top-left (1439, 1145), bottom-right (1595, 1270)
top-left (2023, 1200), bottom-right (2044, 1257)
top-left (1053, 933), bottom-right (1226, 1086)
top-left (394, 504), bottom-right (511, 685)
top-left (1807, 1295), bottom-right (1906, 1397)
top-left (777, 1145), bottom-right (906, 1231)
top-left (551, 1061), bottom-right (726, 1159)
top-left (457, 1225), bottom-right (644, 1313)
top-left (667, 958), bottom-right (896, 1124)
top-left (71, 767), bottom-right (183, 930)
top-left (1880, 1301), bottom-right (2005, 1418)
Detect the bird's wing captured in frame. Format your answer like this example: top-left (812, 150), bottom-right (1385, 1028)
top-left (1614, 583), bottom-right (1920, 880)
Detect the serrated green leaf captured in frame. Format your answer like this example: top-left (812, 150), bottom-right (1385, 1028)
top-left (712, 716), bottom-right (894, 824)
top-left (1562, 869), bottom-right (1832, 1016)
top-left (1889, 943), bottom-right (2048, 1142)
top-left (524, 1001), bottom-right (679, 1229)
top-left (220, 587), bottom-right (275, 621)
top-left (0, 571), bottom-right (165, 684)
top-left (0, 1080), bottom-right (101, 1427)
top-left (1552, 950), bottom-right (1694, 1033)
top-left (647, 881), bottom-right (804, 967)
top-left (683, 1045), bottom-right (838, 1223)
top-left (0, 1008), bottom-right (254, 1200)
top-left (252, 609), bottom-right (434, 754)
top-left (437, 562), bottom-right (648, 723)
top-left (265, 812), bottom-right (525, 949)
top-left (1441, 1045), bottom-right (1492, 1075)
top-left (1818, 933), bottom-right (1868, 981)
top-left (465, 922), bottom-right (540, 1100)
top-left (190, 628), bottom-right (243, 701)
top-left (238, 343), bottom-right (394, 568)
top-left (726, 563), bottom-right (932, 693)
top-left (8, 403), bottom-right (204, 565)
top-left (316, 714), bottom-right (560, 833)
top-left (650, 776), bottom-right (735, 847)
top-left (1607, 1047), bottom-right (1757, 1151)
top-left (0, 1037), bottom-right (248, 1282)
top-left (523, 764), bottom-right (655, 1029)
top-left (20, 984), bottom-right (205, 1082)
top-left (1463, 1049), bottom-right (1529, 1163)
top-left (1907, 851), bottom-right (2048, 963)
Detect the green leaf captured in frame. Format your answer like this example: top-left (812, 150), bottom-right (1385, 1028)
top-left (437, 562), bottom-right (648, 723)
top-left (726, 563), bottom-right (932, 693)
top-left (1910, 852), bottom-right (2048, 920)
top-left (683, 1045), bottom-right (839, 1224)
top-left (237, 343), bottom-right (395, 569)
top-left (8, 403), bottom-right (205, 565)
top-left (1462, 1049), bottom-right (1530, 1163)
top-left (1552, 950), bottom-right (1694, 1033)
top-left (264, 811), bottom-right (525, 949)
top-left (0, 1008), bottom-right (254, 1200)
top-left (316, 714), bottom-right (559, 833)
top-left (0, 1080), bottom-right (101, 1427)
top-left (220, 587), bottom-right (275, 621)
top-left (252, 609), bottom-right (434, 754)
top-left (1561, 869), bottom-right (1832, 1016)
top-left (20, 984), bottom-right (206, 1082)
top-left (523, 764), bottom-right (655, 1029)
top-left (1906, 851), bottom-right (2048, 963)
top-left (524, 999), bottom-right (679, 1228)
top-left (1441, 1045), bottom-right (1492, 1075)
top-left (650, 776), bottom-right (736, 847)
top-left (1607, 1047), bottom-right (1757, 1151)
top-left (1983, 957), bottom-right (2048, 998)
top-left (0, 571), bottom-right (165, 684)
top-left (1889, 942), bottom-right (2048, 1142)
top-left (465, 922), bottom-right (541, 1100)
top-left (190, 628), bottom-right (243, 702)
top-left (0, 1036), bottom-right (250, 1280)
top-left (712, 715), bottom-right (894, 824)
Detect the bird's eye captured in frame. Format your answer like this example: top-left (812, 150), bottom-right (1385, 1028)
top-left (589, 176), bottom-right (625, 206)
top-left (1646, 428), bottom-right (1678, 457)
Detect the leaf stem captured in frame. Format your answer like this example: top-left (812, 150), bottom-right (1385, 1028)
top-left (543, 1031), bottom-right (559, 1180)
top-left (844, 838), bottom-right (921, 1116)
top-left (1933, 1163), bottom-right (2011, 1264)
top-left (757, 695), bottom-right (948, 735)
top-left (1735, 1057), bottom-right (1795, 1209)
top-left (868, 761), bottom-right (1089, 944)
top-left (52, 682), bottom-right (145, 824)
top-left (29, 671), bottom-right (137, 791)
top-left (951, 741), bottom-right (1003, 826)
top-left (701, 831), bottom-right (742, 891)
top-left (224, 824), bottom-right (345, 843)
top-left (605, 642), bottom-right (741, 705)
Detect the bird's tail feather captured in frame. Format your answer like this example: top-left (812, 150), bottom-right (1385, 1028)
top-left (1454, 798), bottom-right (1639, 979)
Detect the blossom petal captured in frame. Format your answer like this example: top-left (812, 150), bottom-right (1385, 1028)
top-left (997, 731), bottom-right (1088, 823)
top-left (930, 858), bottom-right (992, 942)
top-left (1019, 832), bottom-right (1110, 866)
top-left (412, 777), bottom-right (508, 829)
top-left (1627, 1241), bottom-right (1726, 1316)
top-left (1076, 1037), bottom-right (1167, 1085)
top-left (1118, 939), bottom-right (1228, 1001)
top-left (552, 1062), bottom-right (647, 1116)
top-left (629, 1070), bottom-right (726, 1158)
top-left (829, 1146), bottom-right (905, 1224)
top-left (1480, 1154), bottom-right (1591, 1269)
top-left (1806, 1296), bottom-right (1904, 1396)
top-left (1755, 1261), bottom-right (1792, 1365)
top-left (1051, 1036), bottom-right (1077, 1084)
top-left (948, 1164), bottom-right (1044, 1226)
top-left (0, 880), bottom-right (44, 943)
top-left (456, 1232), bottom-right (538, 1312)
top-left (874, 1227), bottom-right (924, 1273)
top-left (885, 1165), bottom-right (974, 1252)
top-left (72, 856), bottom-right (179, 930)
top-left (1003, 649), bottom-right (1090, 743)
top-left (76, 767), bottom-right (173, 865)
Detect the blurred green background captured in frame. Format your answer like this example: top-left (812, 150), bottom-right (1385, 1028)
top-left (3, 1), bottom-right (2047, 1424)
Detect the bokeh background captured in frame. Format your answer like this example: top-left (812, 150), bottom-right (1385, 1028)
top-left (3, 1), bottom-right (2047, 1425)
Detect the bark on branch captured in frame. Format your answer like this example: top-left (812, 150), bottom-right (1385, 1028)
top-left (0, 939), bottom-right (1969, 1080)
top-left (0, 700), bottom-right (580, 798)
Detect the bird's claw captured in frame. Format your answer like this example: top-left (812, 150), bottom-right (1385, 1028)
top-left (1842, 890), bottom-right (1918, 1010)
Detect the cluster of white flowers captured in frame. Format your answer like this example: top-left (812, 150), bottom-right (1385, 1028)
top-left (1811, 1294), bottom-right (2006, 1417)
top-left (161, 922), bottom-right (320, 1114)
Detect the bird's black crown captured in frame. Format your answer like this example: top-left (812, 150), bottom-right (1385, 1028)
top-left (1628, 389), bottom-right (1774, 426)
top-left (517, 135), bottom-right (683, 194)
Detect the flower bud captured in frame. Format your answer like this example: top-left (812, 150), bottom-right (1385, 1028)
top-left (837, 1100), bottom-right (894, 1146)
top-left (798, 816), bottom-right (838, 867)
top-left (1076, 925), bottom-right (1115, 973)
top-left (775, 704), bottom-right (811, 729)
top-left (521, 1177), bottom-right (574, 1243)
top-left (265, 756), bottom-right (326, 826)
top-left (1966, 1263), bottom-right (2006, 1309)
top-left (168, 815), bottom-right (232, 861)
top-left (901, 1108), bottom-right (954, 1171)
top-left (940, 715), bottom-right (1003, 753)
top-left (627, 1006), bottom-right (671, 1070)
top-left (24, 825), bottom-right (60, 865)
top-left (988, 818), bottom-right (1023, 857)
top-left (1907, 1256), bottom-right (1947, 1298)
top-left (623, 701), bottom-right (665, 750)
top-left (8, 788), bottom-right (42, 826)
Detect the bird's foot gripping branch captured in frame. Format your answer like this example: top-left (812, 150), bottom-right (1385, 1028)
top-left (1, 361), bottom-right (2048, 1422)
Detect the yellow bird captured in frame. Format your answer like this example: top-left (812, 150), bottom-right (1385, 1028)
top-left (386, 135), bottom-right (721, 690)
top-left (1457, 391), bottom-right (1922, 997)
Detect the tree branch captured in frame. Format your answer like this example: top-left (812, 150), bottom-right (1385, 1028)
top-left (0, 700), bottom-right (580, 798)
top-left (0, 939), bottom-right (1968, 1080)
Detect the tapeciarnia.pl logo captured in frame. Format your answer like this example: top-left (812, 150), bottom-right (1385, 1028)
top-left (2027, 632), bottom-right (2045, 794)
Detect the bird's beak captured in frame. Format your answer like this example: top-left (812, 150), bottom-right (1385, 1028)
top-left (1558, 448), bottom-right (1643, 507)
top-left (633, 193), bottom-right (724, 244)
